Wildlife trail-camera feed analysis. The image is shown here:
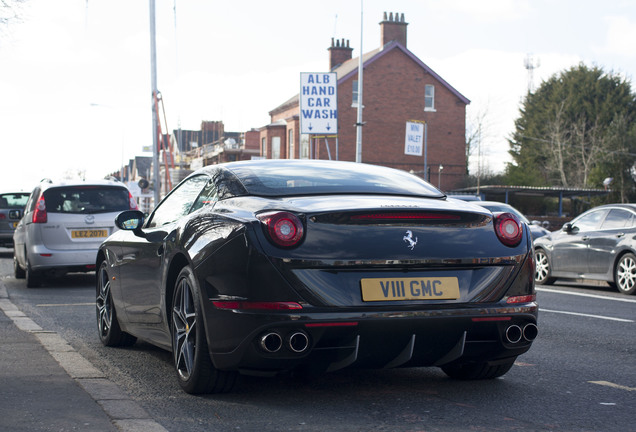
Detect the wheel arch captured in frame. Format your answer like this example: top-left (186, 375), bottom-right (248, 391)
top-left (165, 253), bottom-right (190, 329)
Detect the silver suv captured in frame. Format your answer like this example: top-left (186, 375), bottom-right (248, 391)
top-left (0, 192), bottom-right (30, 248)
top-left (13, 179), bottom-right (137, 287)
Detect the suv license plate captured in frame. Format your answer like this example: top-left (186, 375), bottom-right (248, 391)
top-left (71, 229), bottom-right (108, 239)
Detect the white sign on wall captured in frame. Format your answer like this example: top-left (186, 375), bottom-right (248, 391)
top-left (300, 72), bottom-right (338, 134)
top-left (404, 121), bottom-right (424, 156)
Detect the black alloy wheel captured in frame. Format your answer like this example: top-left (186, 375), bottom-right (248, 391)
top-left (25, 259), bottom-right (41, 288)
top-left (534, 248), bottom-right (556, 285)
top-left (171, 266), bottom-right (236, 394)
top-left (96, 261), bottom-right (136, 346)
top-left (615, 253), bottom-right (636, 295)
top-left (13, 252), bottom-right (25, 279)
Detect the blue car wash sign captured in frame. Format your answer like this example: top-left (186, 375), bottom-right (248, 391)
top-left (300, 72), bottom-right (338, 134)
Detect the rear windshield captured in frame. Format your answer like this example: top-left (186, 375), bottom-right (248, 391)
top-left (43, 186), bottom-right (130, 214)
top-left (0, 193), bottom-right (30, 209)
top-left (226, 161), bottom-right (443, 198)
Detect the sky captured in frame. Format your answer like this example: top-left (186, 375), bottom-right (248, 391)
top-left (1, 0), bottom-right (635, 192)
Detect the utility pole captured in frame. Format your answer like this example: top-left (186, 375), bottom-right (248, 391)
top-left (355, 0), bottom-right (364, 163)
top-left (149, 0), bottom-right (160, 206)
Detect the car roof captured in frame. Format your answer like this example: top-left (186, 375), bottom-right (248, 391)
top-left (37, 178), bottom-right (127, 191)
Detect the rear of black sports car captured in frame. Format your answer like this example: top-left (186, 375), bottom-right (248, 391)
top-left (193, 195), bottom-right (537, 380)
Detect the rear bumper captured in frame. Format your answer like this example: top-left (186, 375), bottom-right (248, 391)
top-left (204, 302), bottom-right (538, 375)
top-left (27, 243), bottom-right (99, 272)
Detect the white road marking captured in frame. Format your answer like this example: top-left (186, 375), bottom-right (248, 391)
top-left (536, 287), bottom-right (636, 303)
top-left (589, 381), bottom-right (636, 392)
top-left (36, 303), bottom-right (95, 307)
top-left (541, 308), bottom-right (634, 323)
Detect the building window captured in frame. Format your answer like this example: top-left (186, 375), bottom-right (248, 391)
top-left (261, 137), bottom-right (266, 157)
top-left (425, 85), bottom-right (435, 111)
top-left (352, 80), bottom-right (359, 107)
top-left (288, 129), bottom-right (295, 159)
top-left (300, 134), bottom-right (310, 159)
top-left (271, 136), bottom-right (281, 159)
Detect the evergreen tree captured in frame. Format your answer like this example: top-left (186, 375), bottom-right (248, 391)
top-left (506, 64), bottom-right (636, 200)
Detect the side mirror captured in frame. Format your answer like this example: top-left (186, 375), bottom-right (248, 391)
top-left (115, 210), bottom-right (168, 242)
top-left (115, 210), bottom-right (145, 231)
top-left (562, 223), bottom-right (574, 233)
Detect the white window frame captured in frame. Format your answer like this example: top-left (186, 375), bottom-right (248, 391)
top-left (271, 136), bottom-right (281, 159)
top-left (425, 84), bottom-right (436, 112)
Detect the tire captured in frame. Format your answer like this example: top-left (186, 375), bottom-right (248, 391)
top-left (534, 249), bottom-right (556, 285)
top-left (441, 358), bottom-right (516, 380)
top-left (25, 259), bottom-right (41, 288)
top-left (96, 261), bottom-right (137, 347)
top-left (171, 266), bottom-right (237, 394)
top-left (13, 253), bottom-right (25, 279)
top-left (614, 253), bottom-right (636, 295)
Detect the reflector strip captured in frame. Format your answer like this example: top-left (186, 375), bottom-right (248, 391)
top-left (506, 295), bottom-right (536, 304)
top-left (471, 317), bottom-right (512, 322)
top-left (212, 301), bottom-right (303, 310)
top-left (305, 322), bottom-right (359, 327)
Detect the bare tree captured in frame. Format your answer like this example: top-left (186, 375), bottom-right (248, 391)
top-left (1, 0), bottom-right (25, 28)
top-left (545, 103), bottom-right (571, 187)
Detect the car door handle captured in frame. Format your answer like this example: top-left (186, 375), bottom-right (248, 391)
top-left (581, 236), bottom-right (589, 241)
top-left (157, 244), bottom-right (164, 256)
top-left (616, 233), bottom-right (625, 238)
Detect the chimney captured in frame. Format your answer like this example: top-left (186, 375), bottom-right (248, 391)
top-left (328, 38), bottom-right (353, 70)
top-left (380, 12), bottom-right (408, 47)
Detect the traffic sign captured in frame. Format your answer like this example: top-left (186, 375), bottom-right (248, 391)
top-left (300, 72), bottom-right (338, 134)
top-left (404, 121), bottom-right (424, 156)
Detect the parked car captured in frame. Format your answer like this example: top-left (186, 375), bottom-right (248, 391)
top-left (0, 192), bottom-right (30, 248)
top-left (534, 203), bottom-right (636, 294)
top-left (13, 179), bottom-right (137, 287)
top-left (96, 159), bottom-right (537, 394)
top-left (476, 201), bottom-right (550, 240)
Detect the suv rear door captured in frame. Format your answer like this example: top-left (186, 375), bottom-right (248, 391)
top-left (39, 185), bottom-right (131, 250)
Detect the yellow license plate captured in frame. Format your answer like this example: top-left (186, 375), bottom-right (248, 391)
top-left (71, 229), bottom-right (108, 239)
top-left (361, 277), bottom-right (460, 301)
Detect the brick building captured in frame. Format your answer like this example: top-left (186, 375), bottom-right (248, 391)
top-left (260, 12), bottom-right (470, 191)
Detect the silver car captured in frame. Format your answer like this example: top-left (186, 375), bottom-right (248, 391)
top-left (534, 203), bottom-right (636, 295)
top-left (13, 179), bottom-right (137, 287)
top-left (0, 192), bottom-right (30, 248)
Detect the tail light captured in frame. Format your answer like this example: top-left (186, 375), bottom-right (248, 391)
top-left (128, 191), bottom-right (138, 210)
top-left (32, 196), bottom-right (47, 223)
top-left (257, 211), bottom-right (304, 248)
top-left (494, 212), bottom-right (523, 247)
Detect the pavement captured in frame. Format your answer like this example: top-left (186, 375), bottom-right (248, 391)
top-left (0, 280), bottom-right (168, 432)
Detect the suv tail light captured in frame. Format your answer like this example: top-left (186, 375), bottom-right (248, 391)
top-left (257, 211), bottom-right (304, 248)
top-left (494, 212), bottom-right (523, 247)
top-left (128, 191), bottom-right (138, 210)
top-left (33, 196), bottom-right (47, 223)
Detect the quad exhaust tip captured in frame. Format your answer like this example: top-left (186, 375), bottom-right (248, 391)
top-left (505, 325), bottom-right (523, 344)
top-left (523, 323), bottom-right (538, 341)
top-left (287, 331), bottom-right (310, 353)
top-left (259, 332), bottom-right (283, 353)
top-left (259, 330), bottom-right (310, 354)
top-left (504, 323), bottom-right (538, 344)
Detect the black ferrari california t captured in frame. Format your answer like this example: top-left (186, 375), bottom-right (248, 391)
top-left (96, 159), bottom-right (537, 394)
